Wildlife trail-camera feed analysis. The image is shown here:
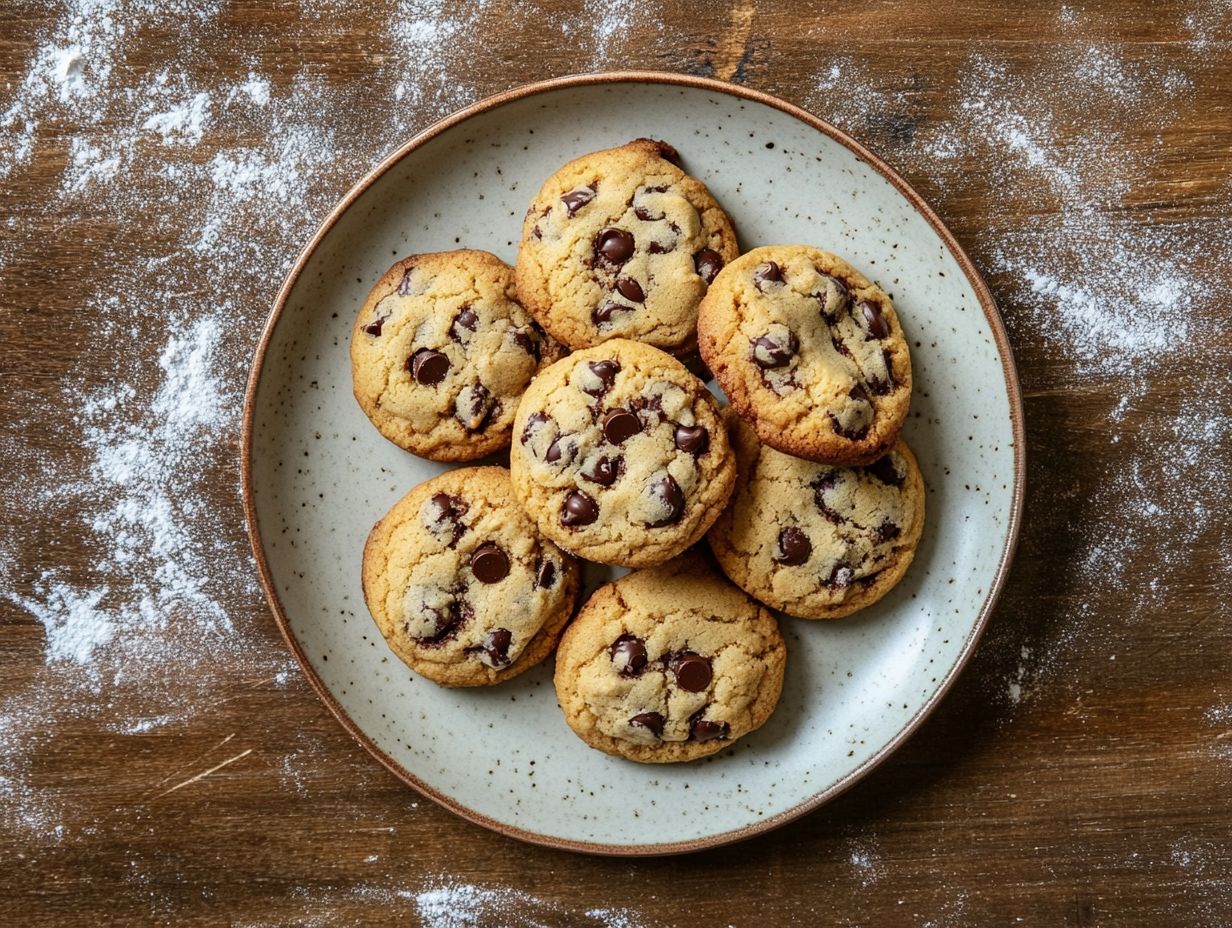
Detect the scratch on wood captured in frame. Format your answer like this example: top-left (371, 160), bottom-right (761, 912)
top-left (151, 733), bottom-right (237, 788)
top-left (714, 0), bottom-right (755, 81)
top-left (153, 749), bottom-right (253, 799)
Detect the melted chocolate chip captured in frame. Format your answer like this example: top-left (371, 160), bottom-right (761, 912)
top-left (754, 261), bottom-right (783, 290)
top-left (828, 412), bottom-right (871, 441)
top-left (831, 334), bottom-right (853, 359)
top-left (545, 433), bottom-right (574, 465)
top-left (561, 491), bottom-right (599, 527)
top-left (812, 474), bottom-right (845, 525)
top-left (615, 277), bottom-right (645, 302)
top-left (592, 300), bottom-right (627, 327)
top-left (476, 627), bottom-right (512, 667)
top-left (561, 185), bottom-right (595, 216)
top-left (584, 360), bottom-right (620, 396)
top-left (865, 455), bottom-right (903, 486)
top-left (630, 712), bottom-right (665, 738)
top-left (647, 240), bottom-right (675, 255)
top-left (859, 300), bottom-right (891, 339)
top-left (673, 425), bottom-right (709, 455)
top-left (672, 653), bottom-right (712, 692)
top-left (362, 314), bottom-right (388, 336)
top-left (416, 598), bottom-right (467, 645)
top-left (521, 411), bottom-right (549, 445)
top-left (409, 348), bottom-right (450, 385)
top-left (646, 474), bottom-right (684, 527)
top-left (634, 205), bottom-right (665, 222)
top-left (774, 527), bottom-right (812, 566)
top-left (398, 269), bottom-right (414, 296)
top-left (531, 224), bottom-right (542, 239)
top-left (455, 384), bottom-right (494, 431)
top-left (643, 138), bottom-right (682, 166)
top-left (450, 307), bottom-right (477, 341)
top-left (582, 455), bottom-right (621, 487)
top-left (690, 717), bottom-right (729, 742)
top-left (429, 492), bottom-right (470, 547)
top-left (752, 331), bottom-right (798, 369)
top-left (849, 383), bottom-right (871, 405)
top-left (602, 408), bottom-right (642, 444)
top-left (609, 634), bottom-right (648, 677)
top-left (694, 248), bottom-right (724, 284)
top-left (512, 328), bottom-right (541, 360)
top-left (596, 228), bottom-right (635, 265)
top-left (827, 565), bottom-right (855, 589)
top-left (470, 543), bottom-right (510, 583)
top-left (534, 557), bottom-right (557, 590)
top-left (872, 518), bottom-right (901, 545)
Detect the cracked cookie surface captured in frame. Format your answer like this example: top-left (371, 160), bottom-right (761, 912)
top-left (697, 244), bottom-right (912, 464)
top-left (553, 552), bottom-right (786, 763)
top-left (510, 338), bottom-right (736, 568)
top-left (361, 466), bottom-right (581, 687)
top-left (708, 412), bottom-right (925, 619)
top-left (351, 249), bottom-right (565, 461)
top-left (515, 139), bottom-right (739, 354)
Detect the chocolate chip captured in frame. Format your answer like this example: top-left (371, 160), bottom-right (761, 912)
top-left (409, 348), bottom-right (450, 385)
top-left (644, 138), bottom-right (682, 166)
top-left (872, 519), bottom-right (901, 545)
top-left (602, 408), bottom-right (642, 444)
top-left (596, 228), bottom-right (634, 265)
top-left (512, 328), bottom-right (541, 360)
top-left (831, 334), bottom-right (852, 359)
top-left (672, 653), bottom-right (712, 692)
top-left (534, 557), bottom-right (557, 590)
top-left (521, 411), bottom-right (549, 445)
top-left (450, 307), bottom-right (477, 341)
top-left (849, 383), bottom-right (871, 405)
top-left (545, 433), bottom-right (574, 465)
top-left (752, 331), bottom-right (797, 369)
top-left (398, 269), bottom-right (414, 296)
top-left (561, 490), bottom-right (599, 527)
top-left (812, 474), bottom-right (845, 525)
top-left (429, 492), bottom-right (470, 546)
top-left (634, 205), bottom-right (665, 222)
top-left (582, 455), bottom-right (621, 487)
top-left (629, 712), bottom-right (665, 738)
top-left (584, 360), bottom-right (620, 396)
top-left (615, 277), bottom-right (645, 302)
top-left (470, 543), bottom-right (510, 583)
top-left (774, 527), bottom-right (812, 566)
top-left (561, 185), bottom-right (595, 216)
top-left (673, 425), bottom-right (709, 455)
top-left (609, 634), bottom-right (648, 677)
top-left (828, 412), bottom-right (870, 441)
top-left (531, 224), bottom-right (542, 239)
top-left (827, 565), bottom-right (855, 589)
top-left (646, 474), bottom-right (684, 527)
top-left (416, 599), bottom-right (466, 644)
top-left (362, 314), bottom-right (388, 336)
top-left (648, 240), bottom-right (675, 255)
top-left (455, 383), bottom-right (494, 431)
top-left (859, 300), bottom-right (891, 339)
top-left (592, 300), bottom-right (628, 327)
top-left (754, 261), bottom-right (782, 290)
top-left (690, 717), bottom-right (729, 742)
top-left (477, 627), bottom-right (512, 667)
top-left (865, 455), bottom-right (903, 486)
top-left (694, 248), bottom-right (724, 284)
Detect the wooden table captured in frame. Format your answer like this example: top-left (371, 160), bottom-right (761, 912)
top-left (3, 1), bottom-right (1229, 924)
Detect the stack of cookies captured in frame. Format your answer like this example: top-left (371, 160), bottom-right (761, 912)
top-left (350, 139), bottom-right (925, 764)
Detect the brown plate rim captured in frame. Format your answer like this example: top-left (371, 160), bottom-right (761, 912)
top-left (240, 69), bottom-right (1027, 857)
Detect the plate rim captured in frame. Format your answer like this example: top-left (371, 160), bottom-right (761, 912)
top-left (241, 70), bottom-right (1026, 857)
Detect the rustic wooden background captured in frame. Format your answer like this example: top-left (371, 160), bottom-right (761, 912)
top-left (2, 0), bottom-right (1230, 925)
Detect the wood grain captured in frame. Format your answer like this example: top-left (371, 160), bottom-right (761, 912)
top-left (2, 0), bottom-right (1230, 925)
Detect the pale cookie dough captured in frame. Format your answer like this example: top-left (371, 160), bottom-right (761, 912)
top-left (553, 552), bottom-right (787, 763)
top-left (697, 244), bottom-right (912, 465)
top-left (361, 467), bottom-right (581, 687)
top-left (509, 339), bottom-right (736, 568)
top-left (515, 138), bottom-right (739, 354)
top-left (708, 412), bottom-right (925, 619)
top-left (351, 249), bottom-right (564, 462)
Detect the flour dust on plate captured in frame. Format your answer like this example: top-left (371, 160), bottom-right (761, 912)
top-left (243, 74), bottom-right (1023, 855)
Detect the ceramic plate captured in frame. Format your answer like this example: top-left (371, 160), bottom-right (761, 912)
top-left (243, 73), bottom-right (1024, 855)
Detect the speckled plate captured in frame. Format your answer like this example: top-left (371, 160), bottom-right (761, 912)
top-left (242, 72), bottom-right (1024, 855)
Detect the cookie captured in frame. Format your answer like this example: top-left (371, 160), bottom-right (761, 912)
top-left (553, 552), bottom-right (786, 763)
top-left (509, 338), bottom-right (736, 568)
top-left (351, 249), bottom-right (564, 462)
top-left (361, 466), bottom-right (581, 687)
top-left (515, 138), bottom-right (739, 354)
top-left (707, 412), bottom-right (925, 619)
top-left (697, 245), bottom-right (912, 465)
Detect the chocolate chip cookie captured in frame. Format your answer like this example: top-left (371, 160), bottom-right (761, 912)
top-left (707, 412), bottom-right (925, 619)
top-left (361, 466), bottom-right (581, 687)
top-left (697, 245), bottom-right (912, 465)
top-left (553, 551), bottom-right (786, 763)
top-left (509, 338), bottom-right (736, 568)
top-left (351, 249), bottom-right (564, 461)
top-left (515, 139), bottom-right (739, 354)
